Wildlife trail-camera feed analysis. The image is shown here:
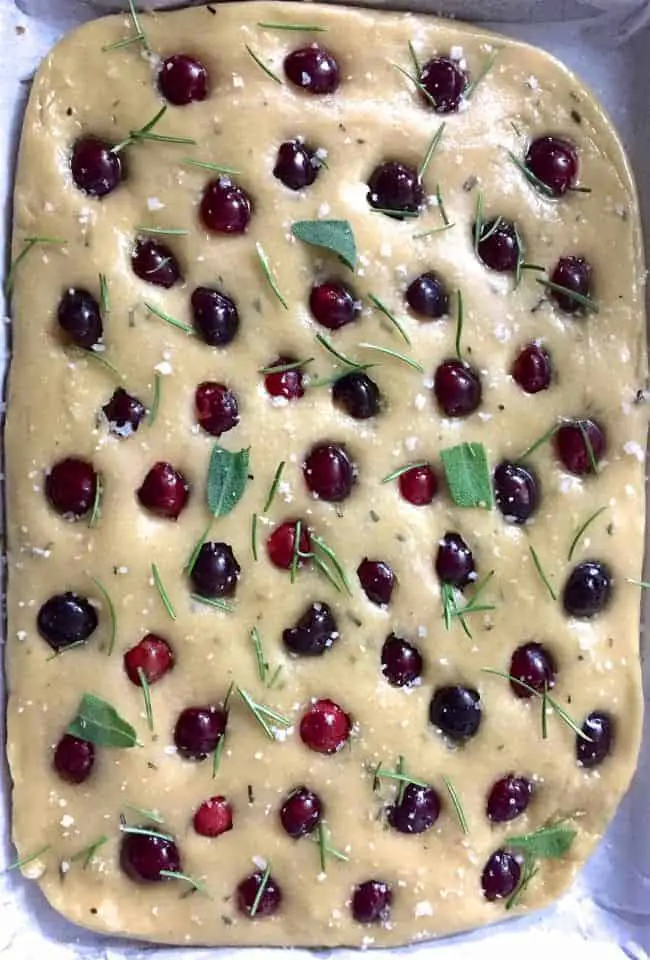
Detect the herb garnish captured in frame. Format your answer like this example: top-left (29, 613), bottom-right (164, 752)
top-left (413, 223), bottom-right (455, 240)
top-left (91, 577), bottom-right (117, 655)
top-left (112, 106), bottom-right (196, 154)
top-left (103, 0), bottom-right (150, 53)
top-left (528, 545), bottom-right (557, 601)
top-left (191, 594), bottom-right (234, 613)
top-left (435, 183), bottom-right (451, 226)
top-left (482, 668), bottom-right (591, 741)
top-left (5, 845), bottom-right (51, 872)
top-left (465, 49), bottom-right (499, 99)
top-left (391, 60), bottom-right (437, 110)
top-left (245, 45), bottom-right (283, 84)
top-left (310, 534), bottom-right (352, 596)
top-left (315, 822), bottom-right (349, 872)
top-left (120, 825), bottom-right (173, 842)
top-left (259, 358), bottom-right (313, 375)
top-left (506, 856), bottom-right (539, 910)
top-left (67, 693), bottom-right (138, 748)
top-left (577, 421), bottom-right (599, 473)
top-left (236, 686), bottom-right (291, 740)
top-left (367, 293), bottom-right (411, 345)
top-left (69, 835), bottom-right (109, 869)
top-left (507, 150), bottom-right (554, 196)
top-left (536, 277), bottom-right (598, 313)
top-left (148, 372), bottom-right (161, 425)
top-left (519, 422), bottom-right (559, 460)
top-left (263, 461), bottom-right (286, 512)
top-left (418, 122), bottom-right (446, 180)
top-left (151, 562), bottom-right (177, 620)
top-left (442, 776), bottom-right (469, 834)
top-left (250, 863), bottom-right (271, 916)
top-left (160, 870), bottom-right (209, 896)
top-left (185, 522), bottom-right (212, 575)
top-left (212, 734), bottom-right (226, 777)
top-left (207, 445), bottom-right (250, 517)
top-left (505, 821), bottom-right (577, 908)
top-left (315, 334), bottom-right (370, 371)
top-left (125, 803), bottom-right (164, 824)
top-left (251, 513), bottom-right (259, 560)
top-left (5, 236), bottom-right (65, 298)
top-left (250, 627), bottom-right (282, 687)
top-left (440, 442), bottom-right (493, 509)
top-left (144, 301), bottom-right (193, 335)
top-left (135, 225), bottom-right (188, 237)
top-left (291, 220), bottom-right (357, 271)
top-left (257, 20), bottom-right (327, 31)
top-left (74, 347), bottom-right (125, 382)
top-left (626, 577), bottom-right (650, 589)
top-left (256, 242), bottom-right (288, 309)
top-left (88, 475), bottom-right (103, 529)
top-left (359, 342), bottom-right (423, 373)
top-left (369, 208), bottom-right (419, 220)
top-left (381, 462), bottom-right (427, 485)
top-left (99, 273), bottom-right (110, 320)
top-left (441, 573), bottom-right (495, 637)
top-left (454, 289), bottom-right (464, 357)
top-left (373, 761), bottom-right (427, 792)
top-left (138, 667), bottom-right (154, 734)
top-left (568, 506), bottom-right (607, 561)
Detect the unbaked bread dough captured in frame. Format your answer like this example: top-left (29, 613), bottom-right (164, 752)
top-left (5, 0), bottom-right (647, 947)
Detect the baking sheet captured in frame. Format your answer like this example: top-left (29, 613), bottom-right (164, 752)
top-left (1, 1), bottom-right (649, 958)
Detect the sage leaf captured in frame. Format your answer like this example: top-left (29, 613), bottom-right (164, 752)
top-left (440, 442), bottom-right (493, 508)
top-left (291, 220), bottom-right (356, 270)
top-left (507, 822), bottom-right (576, 860)
top-left (67, 694), bottom-right (138, 748)
top-left (207, 445), bottom-right (250, 517)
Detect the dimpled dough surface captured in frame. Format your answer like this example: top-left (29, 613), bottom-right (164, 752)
top-left (5, 0), bottom-right (647, 948)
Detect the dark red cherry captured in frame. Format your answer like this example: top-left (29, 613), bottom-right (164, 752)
top-left (279, 786), bottom-right (323, 838)
top-left (266, 521), bottom-right (311, 570)
top-left (190, 286), bottom-right (239, 347)
top-left (435, 532), bottom-right (475, 587)
top-left (53, 734), bottom-right (95, 784)
top-left (398, 463), bottom-right (438, 506)
top-left (190, 542), bottom-right (240, 598)
top-left (332, 372), bottom-right (381, 419)
top-left (309, 281), bottom-right (359, 330)
top-left (193, 796), bottom-right (233, 837)
top-left (381, 634), bottom-right (423, 687)
top-left (303, 442), bottom-right (355, 502)
top-left (367, 161), bottom-right (425, 219)
top-left (474, 218), bottom-right (520, 272)
top-left (357, 559), bottom-right (395, 607)
top-left (200, 177), bottom-right (252, 234)
top-left (300, 698), bottom-right (351, 754)
top-left (511, 343), bottom-right (552, 394)
top-left (273, 140), bottom-right (321, 190)
top-left (131, 238), bottom-right (180, 288)
top-left (195, 381), bottom-right (239, 437)
top-left (509, 642), bottom-right (556, 698)
top-left (525, 136), bottom-right (578, 197)
top-left (486, 775), bottom-right (533, 823)
top-left (555, 418), bottom-right (605, 475)
top-left (45, 457), bottom-right (97, 518)
top-left (71, 137), bottom-right (122, 197)
top-left (137, 462), bottom-right (189, 519)
top-left (37, 592), bottom-right (98, 651)
top-left (563, 561), bottom-right (612, 618)
top-left (388, 783), bottom-right (440, 834)
top-left (120, 825), bottom-right (181, 882)
top-left (283, 602), bottom-right (339, 657)
top-left (103, 388), bottom-right (146, 437)
top-left (493, 462), bottom-right (539, 524)
top-left (158, 54), bottom-right (209, 106)
top-left (406, 271), bottom-right (449, 319)
top-left (549, 256), bottom-right (592, 313)
top-left (351, 880), bottom-right (392, 924)
top-left (284, 45), bottom-right (340, 95)
top-left (429, 685), bottom-right (482, 741)
top-left (236, 870), bottom-right (283, 918)
top-left (420, 56), bottom-right (467, 113)
top-left (124, 633), bottom-right (174, 686)
top-left (174, 705), bottom-right (227, 760)
top-left (264, 356), bottom-right (305, 401)
top-left (57, 288), bottom-right (103, 349)
top-left (481, 849), bottom-right (521, 901)
top-left (434, 359), bottom-right (482, 417)
top-left (577, 711), bottom-right (613, 767)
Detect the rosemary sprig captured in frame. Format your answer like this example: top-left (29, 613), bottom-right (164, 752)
top-left (536, 278), bottom-right (598, 313)
top-left (310, 534), bottom-right (352, 596)
top-left (441, 573), bottom-right (496, 638)
top-left (185, 522), bottom-right (212, 574)
top-left (144, 301), bottom-right (194, 335)
top-left (528, 545), bottom-right (557, 601)
top-left (73, 347), bottom-right (125, 382)
top-left (315, 334), bottom-right (370, 371)
top-left (159, 870), bottom-right (208, 896)
top-left (92, 577), bottom-right (117, 655)
top-left (88, 475), bottom-right (103, 529)
top-left (103, 0), bottom-right (150, 53)
top-left (182, 157), bottom-right (242, 175)
top-left (259, 358), bottom-right (313, 375)
top-left (626, 577), bottom-right (650, 589)
top-left (455, 289), bottom-right (464, 358)
top-left (507, 150), bottom-right (554, 196)
top-left (391, 62), bottom-right (437, 110)
top-left (418, 122), bottom-right (446, 180)
top-left (568, 506), bottom-right (607, 561)
top-left (290, 519), bottom-right (303, 583)
top-left (263, 461), bottom-right (286, 512)
top-left (481, 668), bottom-right (591, 741)
top-left (250, 627), bottom-right (269, 683)
top-left (381, 462), bottom-right (427, 484)
top-left (257, 20), bottom-right (327, 31)
top-left (5, 845), bottom-right (51, 872)
top-left (465, 49), bottom-right (499, 99)
top-left (112, 106), bottom-right (196, 153)
top-left (148, 372), bottom-right (161, 425)
top-left (413, 223), bottom-right (455, 240)
top-left (369, 207), bottom-right (420, 219)
top-left (442, 776), bottom-right (469, 834)
top-left (5, 236), bottom-right (65, 297)
top-left (46, 639), bottom-right (86, 661)
top-left (125, 803), bottom-right (164, 824)
top-left (212, 734), bottom-right (226, 777)
top-left (408, 40), bottom-right (421, 74)
top-left (374, 763), bottom-right (427, 790)
top-left (435, 183), bottom-right (451, 226)
top-left (367, 293), bottom-right (411, 345)
top-left (473, 191), bottom-right (484, 256)
top-left (359, 342), bottom-right (423, 373)
top-left (138, 667), bottom-right (154, 734)
top-left (191, 594), bottom-right (235, 613)
top-left (256, 243), bottom-right (288, 309)
top-left (314, 822), bottom-right (349, 872)
top-left (251, 513), bottom-right (259, 560)
top-left (236, 685), bottom-right (291, 740)
top-left (245, 45), bottom-right (283, 84)
top-left (69, 835), bottom-right (108, 869)
top-left (578, 421), bottom-right (599, 473)
top-left (120, 825), bottom-right (173, 842)
top-left (520, 422), bottom-right (559, 460)
top-left (506, 855), bottom-right (539, 910)
top-left (99, 273), bottom-right (109, 320)
top-left (151, 563), bottom-right (176, 620)
top-left (250, 864), bottom-right (271, 916)
top-left (136, 226), bottom-right (188, 237)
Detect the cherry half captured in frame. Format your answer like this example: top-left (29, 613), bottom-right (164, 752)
top-left (481, 849), bottom-right (521, 901)
top-left (434, 359), bottom-right (482, 417)
top-left (137, 462), bottom-right (189, 519)
top-left (190, 542), bottom-right (240, 598)
top-left (577, 711), bottom-right (613, 767)
top-left (493, 462), bottom-right (539, 524)
top-left (406, 271), bottom-right (449, 319)
top-left (474, 218), bottom-right (521, 272)
top-left (511, 343), bottom-right (552, 394)
top-left (549, 256), bottom-right (592, 313)
top-left (555, 418), bottom-right (605, 475)
top-left (398, 463), bottom-right (438, 505)
top-left (300, 698), bottom-right (351, 754)
top-left (351, 880), bottom-right (393, 924)
top-left (132, 238), bottom-right (180, 288)
top-left (266, 520), bottom-right (311, 570)
top-left (158, 54), bottom-right (209, 106)
top-left (357, 559), bottom-right (395, 607)
top-left (429, 685), bottom-right (482, 742)
top-left (525, 136), bottom-right (578, 197)
top-left (283, 602), bottom-right (339, 657)
top-left (103, 388), bottom-right (146, 438)
top-left (237, 871), bottom-right (283, 918)
top-left (37, 592), bottom-right (98, 652)
top-left (273, 140), bottom-right (322, 190)
top-left (264, 356), bottom-right (306, 401)
top-left (309, 281), bottom-right (359, 330)
top-left (124, 634), bottom-right (174, 686)
top-left (435, 532), bottom-right (475, 587)
top-left (284, 45), bottom-right (340, 95)
top-left (71, 137), bottom-right (123, 197)
top-left (381, 633), bottom-right (423, 687)
top-left (562, 561), bottom-right (612, 618)
top-left (53, 734), bottom-right (95, 784)
top-left (191, 286), bottom-right (239, 346)
top-left (45, 457), bottom-right (97, 519)
top-left (200, 177), bottom-right (252, 234)
top-left (509, 642), bottom-right (557, 697)
top-left (388, 783), bottom-right (440, 834)
top-left (420, 56), bottom-right (467, 113)
top-left (279, 786), bottom-right (323, 838)
top-left (174, 705), bottom-right (227, 760)
top-left (486, 775), bottom-right (533, 823)
top-left (57, 288), bottom-right (103, 349)
top-left (120, 825), bottom-right (181, 883)
top-left (332, 372), bottom-right (381, 419)
top-left (195, 382), bottom-right (239, 437)
top-left (303, 442), bottom-right (356, 502)
top-left (193, 796), bottom-right (233, 837)
top-left (367, 161), bottom-right (425, 219)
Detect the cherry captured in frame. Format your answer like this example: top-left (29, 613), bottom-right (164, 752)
top-left (53, 734), bottom-right (95, 784)
top-left (137, 462), bottom-right (189, 520)
top-left (284, 45), bottom-right (340, 95)
top-left (429, 685), bottom-right (482, 741)
top-left (279, 786), bottom-right (323, 838)
top-left (71, 137), bottom-right (122, 197)
top-left (102, 388), bottom-right (146, 437)
top-left (434, 359), bottom-right (482, 417)
top-left (303, 442), bottom-right (356, 502)
top-left (357, 559), bottom-right (395, 607)
top-left (266, 521), bottom-right (311, 570)
top-left (435, 532), bottom-right (475, 587)
top-left (57, 288), bottom-right (103, 349)
top-left (420, 56), bottom-right (467, 112)
top-left (236, 870), bottom-right (283, 918)
top-left (398, 463), bottom-right (438, 505)
top-left (525, 136), bottom-right (578, 197)
top-left (388, 783), bottom-right (440, 834)
top-left (406, 271), bottom-right (449, 319)
top-left (283, 602), bottom-right (339, 657)
top-left (351, 880), bottom-right (392, 924)
top-left (486, 775), bottom-right (533, 823)
top-left (481, 849), bottom-right (521, 901)
top-left (124, 634), bottom-right (174, 686)
top-left (273, 140), bottom-right (321, 190)
top-left (381, 634), bottom-right (423, 687)
top-left (200, 177), bottom-right (252, 234)
top-left (493, 462), bottom-right (539, 524)
top-left (120, 825), bottom-right (181, 883)
top-left (549, 256), bottom-right (592, 313)
top-left (45, 457), bottom-right (97, 518)
top-left (191, 286), bottom-right (239, 346)
top-left (577, 711), bottom-right (613, 767)
top-left (309, 281), bottom-right (359, 330)
top-left (158, 54), bottom-right (209, 106)
top-left (509, 642), bottom-right (557, 697)
top-left (555, 418), bottom-right (605, 475)
top-left (332, 372), bottom-right (381, 419)
top-left (474, 218), bottom-right (520, 272)
top-left (195, 382), bottom-right (239, 437)
top-left (511, 342), bottom-right (552, 394)
top-left (562, 561), bottom-right (612, 618)
top-left (300, 698), bottom-right (351, 754)
top-left (37, 592), bottom-right (98, 652)
top-left (131, 238), bottom-right (180, 288)
top-left (190, 542), bottom-right (240, 598)
top-left (264, 356), bottom-right (306, 401)
top-left (367, 161), bottom-right (425, 218)
top-left (193, 796), bottom-right (233, 837)
top-left (174, 705), bottom-right (227, 760)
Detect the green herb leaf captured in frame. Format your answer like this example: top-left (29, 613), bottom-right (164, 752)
top-left (250, 627), bottom-right (271, 684)
top-left (259, 358), bottom-right (313, 375)
top-left (120, 825), bottom-right (173, 842)
top-left (152, 563), bottom-right (176, 620)
top-left (358, 342), bottom-right (423, 373)
top-left (292, 220), bottom-right (357, 271)
top-left (507, 150), bottom-right (554, 196)
top-left (441, 442), bottom-right (493, 509)
top-left (250, 863), bottom-right (271, 916)
top-left (315, 334), bottom-right (369, 371)
top-left (245, 45), bottom-right (283, 84)
top-left (135, 225), bottom-right (188, 237)
top-left (435, 183), bottom-right (451, 226)
top-left (138, 667), bottom-right (154, 734)
top-left (185, 522), bottom-right (212, 575)
top-left (212, 733), bottom-right (226, 777)
top-left (148, 372), bottom-right (162, 425)
top-left (67, 693), bottom-right (138, 748)
top-left (313, 821), bottom-right (349, 872)
top-left (442, 775), bottom-right (469, 835)
top-left (69, 835), bottom-right (108, 869)
top-left (481, 668), bottom-right (591, 741)
top-left (506, 854), bottom-right (539, 910)
top-left (144, 301), bottom-right (194, 335)
top-left (112, 106), bottom-right (196, 153)
top-left (5, 844), bottom-right (51, 872)
top-left (125, 803), bottom-right (164, 824)
top-left (367, 293), bottom-right (411, 345)
top-left (159, 870), bottom-right (209, 895)
top-left (99, 273), bottom-right (110, 320)
top-left (454, 289), bottom-right (464, 358)
top-left (310, 534), bottom-right (352, 596)
top-left (441, 574), bottom-right (496, 638)
top-left (373, 766), bottom-right (427, 789)
top-left (381, 461), bottom-right (427, 484)
top-left (413, 223), bottom-right (455, 240)
top-left (72, 347), bottom-right (125, 382)
top-left (206, 445), bottom-right (250, 518)
top-left (519, 422), bottom-right (559, 460)
top-left (5, 236), bottom-right (65, 298)
top-left (577, 420), bottom-right (599, 474)
top-left (392, 61), bottom-right (437, 110)
top-left (190, 594), bottom-right (234, 613)
top-left (263, 461), bottom-right (286, 513)
top-left (528, 544), bottom-right (557, 601)
top-left (127, 0), bottom-right (149, 52)
top-left (91, 577), bottom-right (117, 656)
top-left (88, 475), bottom-right (103, 529)
top-left (256, 242), bottom-right (288, 310)
top-left (626, 578), bottom-right (650, 589)
top-left (536, 278), bottom-right (598, 313)
top-left (507, 822), bottom-right (577, 860)
top-left (181, 157), bottom-right (242, 175)
top-left (251, 513), bottom-right (259, 561)
top-left (568, 506), bottom-right (608, 561)
top-left (465, 49), bottom-right (499, 99)
top-left (418, 122), bottom-right (446, 180)
top-left (236, 685), bottom-right (291, 740)
top-left (257, 20), bottom-right (327, 31)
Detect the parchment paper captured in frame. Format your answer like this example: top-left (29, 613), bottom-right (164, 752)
top-left (1, 2), bottom-right (649, 958)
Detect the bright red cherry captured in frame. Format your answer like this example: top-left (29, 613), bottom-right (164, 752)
top-left (263, 356), bottom-right (306, 400)
top-left (200, 177), bottom-right (252, 234)
top-left (193, 796), bottom-right (233, 837)
top-left (124, 634), bottom-right (174, 686)
top-left (266, 520), bottom-right (311, 570)
top-left (137, 462), bottom-right (189, 519)
top-left (158, 54), bottom-right (209, 105)
top-left (397, 463), bottom-right (438, 505)
top-left (195, 382), bottom-right (239, 437)
top-left (299, 698), bottom-right (351, 754)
